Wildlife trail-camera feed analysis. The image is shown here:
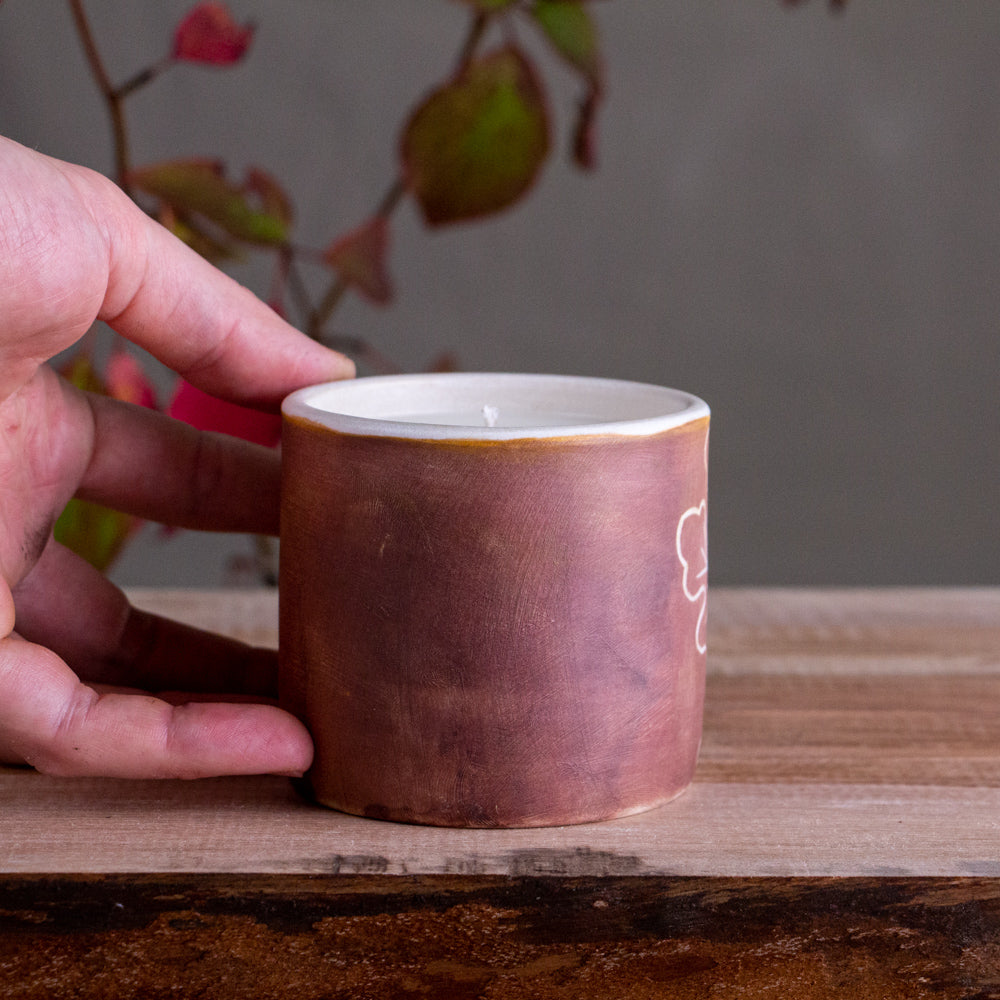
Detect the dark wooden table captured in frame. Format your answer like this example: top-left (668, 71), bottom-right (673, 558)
top-left (2, 588), bottom-right (999, 998)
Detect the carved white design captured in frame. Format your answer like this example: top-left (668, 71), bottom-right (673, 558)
top-left (676, 499), bottom-right (708, 654)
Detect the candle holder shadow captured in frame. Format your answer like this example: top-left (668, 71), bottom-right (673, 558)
top-left (279, 373), bottom-right (710, 828)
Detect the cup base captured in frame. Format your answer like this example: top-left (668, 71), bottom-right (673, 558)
top-left (289, 776), bottom-right (694, 829)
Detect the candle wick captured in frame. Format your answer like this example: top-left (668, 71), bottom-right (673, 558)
top-left (482, 404), bottom-right (499, 428)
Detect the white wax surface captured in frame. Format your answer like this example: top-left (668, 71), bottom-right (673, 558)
top-left (283, 373), bottom-right (709, 441)
top-left (389, 409), bottom-right (597, 429)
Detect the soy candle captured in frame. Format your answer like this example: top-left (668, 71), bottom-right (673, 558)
top-left (279, 373), bottom-right (710, 828)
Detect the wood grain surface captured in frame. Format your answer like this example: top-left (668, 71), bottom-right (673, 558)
top-left (2, 589), bottom-right (999, 998)
top-left (1, 588), bottom-right (999, 876)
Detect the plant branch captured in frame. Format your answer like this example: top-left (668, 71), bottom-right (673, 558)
top-left (67, 0), bottom-right (133, 191)
top-left (375, 175), bottom-right (408, 218)
top-left (306, 176), bottom-right (407, 342)
top-left (307, 276), bottom-right (348, 342)
top-left (306, 9), bottom-right (490, 345)
top-left (455, 11), bottom-right (490, 74)
top-left (285, 257), bottom-right (318, 327)
top-left (324, 333), bottom-right (403, 376)
top-left (115, 54), bottom-right (174, 101)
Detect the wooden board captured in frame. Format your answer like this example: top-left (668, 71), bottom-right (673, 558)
top-left (1, 588), bottom-right (998, 877)
top-left (3, 589), bottom-right (1000, 998)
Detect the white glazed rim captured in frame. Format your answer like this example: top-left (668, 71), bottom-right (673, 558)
top-left (282, 373), bottom-right (710, 441)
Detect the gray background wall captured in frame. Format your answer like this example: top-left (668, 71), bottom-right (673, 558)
top-left (1, 1), bottom-right (998, 586)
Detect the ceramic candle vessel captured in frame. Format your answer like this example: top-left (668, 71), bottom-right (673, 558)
top-left (279, 373), bottom-right (710, 828)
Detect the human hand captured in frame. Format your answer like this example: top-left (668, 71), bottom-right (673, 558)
top-left (0, 135), bottom-right (354, 779)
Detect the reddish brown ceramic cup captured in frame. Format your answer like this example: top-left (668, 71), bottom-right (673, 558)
top-left (280, 373), bottom-right (709, 828)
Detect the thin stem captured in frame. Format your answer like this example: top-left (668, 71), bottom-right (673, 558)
top-left (307, 277), bottom-right (349, 341)
top-left (375, 176), bottom-right (407, 218)
top-left (115, 55), bottom-right (174, 101)
top-left (324, 334), bottom-right (403, 376)
top-left (285, 258), bottom-right (317, 329)
top-left (455, 12), bottom-right (490, 75)
top-left (67, 0), bottom-right (133, 191)
top-left (306, 11), bottom-right (489, 344)
top-left (267, 244), bottom-right (293, 316)
top-left (306, 176), bottom-right (407, 340)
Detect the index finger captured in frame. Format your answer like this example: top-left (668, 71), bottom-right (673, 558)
top-left (88, 167), bottom-right (354, 406)
top-left (2, 135), bottom-right (354, 406)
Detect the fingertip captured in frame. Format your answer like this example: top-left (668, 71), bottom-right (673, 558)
top-left (167, 701), bottom-right (314, 779)
top-left (323, 342), bottom-right (357, 381)
top-left (297, 339), bottom-right (356, 389)
top-left (264, 711), bottom-right (314, 779)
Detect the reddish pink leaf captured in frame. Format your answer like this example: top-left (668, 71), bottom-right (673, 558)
top-left (244, 167), bottom-right (294, 231)
top-left (172, 2), bottom-right (254, 66)
top-left (168, 379), bottom-right (282, 448)
top-left (426, 351), bottom-right (460, 373)
top-left (528, 1), bottom-right (603, 170)
top-left (105, 350), bottom-right (158, 408)
top-left (323, 216), bottom-right (393, 305)
top-left (266, 296), bottom-right (288, 319)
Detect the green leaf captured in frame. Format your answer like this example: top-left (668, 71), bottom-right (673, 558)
top-left (60, 353), bottom-right (104, 395)
top-left (400, 46), bottom-right (551, 226)
top-left (530, 0), bottom-right (602, 87)
top-left (129, 159), bottom-right (290, 245)
top-left (157, 205), bottom-right (240, 264)
top-left (56, 349), bottom-right (153, 570)
top-left (54, 499), bottom-right (138, 573)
